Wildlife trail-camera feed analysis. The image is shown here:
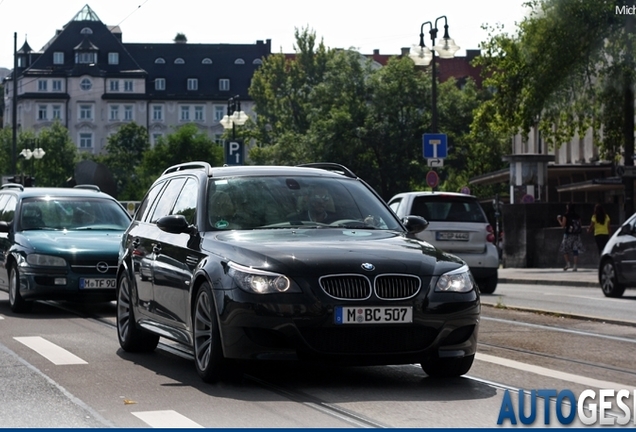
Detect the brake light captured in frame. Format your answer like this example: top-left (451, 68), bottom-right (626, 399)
top-left (486, 225), bottom-right (495, 243)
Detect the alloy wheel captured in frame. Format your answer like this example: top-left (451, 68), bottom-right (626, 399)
top-left (194, 290), bottom-right (213, 372)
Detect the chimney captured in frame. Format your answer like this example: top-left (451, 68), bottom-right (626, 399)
top-left (373, 49), bottom-right (379, 55)
top-left (401, 47), bottom-right (410, 56)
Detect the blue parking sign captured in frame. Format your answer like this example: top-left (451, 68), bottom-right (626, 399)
top-left (225, 140), bottom-right (244, 165)
top-left (422, 133), bottom-right (448, 159)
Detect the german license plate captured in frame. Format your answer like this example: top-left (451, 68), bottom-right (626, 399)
top-left (334, 306), bottom-right (413, 325)
top-left (80, 278), bottom-right (116, 289)
top-left (436, 231), bottom-right (469, 241)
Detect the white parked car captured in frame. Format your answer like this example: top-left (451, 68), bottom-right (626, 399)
top-left (388, 191), bottom-right (499, 293)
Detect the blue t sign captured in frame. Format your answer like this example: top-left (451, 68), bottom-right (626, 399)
top-left (422, 133), bottom-right (448, 159)
top-left (225, 140), bottom-right (244, 165)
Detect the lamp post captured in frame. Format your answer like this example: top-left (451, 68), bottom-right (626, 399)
top-left (219, 95), bottom-right (249, 165)
top-left (409, 16), bottom-right (460, 133)
top-left (219, 95), bottom-right (249, 140)
top-left (19, 146), bottom-right (45, 186)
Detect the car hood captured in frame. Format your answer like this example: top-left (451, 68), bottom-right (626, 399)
top-left (202, 229), bottom-right (464, 276)
top-left (16, 230), bottom-right (124, 256)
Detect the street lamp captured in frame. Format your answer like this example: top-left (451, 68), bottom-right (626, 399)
top-left (219, 95), bottom-right (249, 140)
top-left (409, 16), bottom-right (460, 133)
top-left (19, 146), bottom-right (45, 186)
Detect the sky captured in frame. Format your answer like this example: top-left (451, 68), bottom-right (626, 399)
top-left (0, 0), bottom-right (530, 70)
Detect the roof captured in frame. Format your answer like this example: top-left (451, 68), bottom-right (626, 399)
top-left (0, 185), bottom-right (115, 199)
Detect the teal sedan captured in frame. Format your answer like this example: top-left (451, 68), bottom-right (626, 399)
top-left (0, 184), bottom-right (132, 313)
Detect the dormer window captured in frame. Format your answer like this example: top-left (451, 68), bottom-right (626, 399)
top-left (53, 52), bottom-right (64, 65)
top-left (155, 57), bottom-right (166, 64)
top-left (174, 58), bottom-right (185, 64)
top-left (202, 58), bottom-right (213, 64)
top-left (76, 52), bottom-right (97, 64)
top-left (234, 58), bottom-right (245, 64)
top-left (253, 59), bottom-right (263, 65)
top-left (80, 27), bottom-right (93, 35)
top-left (108, 52), bottom-right (119, 65)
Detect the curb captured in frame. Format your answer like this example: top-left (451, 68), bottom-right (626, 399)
top-left (498, 278), bottom-right (598, 288)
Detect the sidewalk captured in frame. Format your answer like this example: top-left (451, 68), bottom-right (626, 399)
top-left (498, 267), bottom-right (597, 287)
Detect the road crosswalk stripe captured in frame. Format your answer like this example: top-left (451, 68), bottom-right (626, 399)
top-left (132, 410), bottom-right (203, 428)
top-left (14, 336), bottom-right (88, 365)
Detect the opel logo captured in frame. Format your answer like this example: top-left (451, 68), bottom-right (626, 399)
top-left (361, 263), bottom-right (375, 271)
top-left (96, 262), bottom-right (109, 274)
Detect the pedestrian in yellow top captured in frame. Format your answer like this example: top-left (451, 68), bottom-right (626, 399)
top-left (588, 203), bottom-right (611, 254)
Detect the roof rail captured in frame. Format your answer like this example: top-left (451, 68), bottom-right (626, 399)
top-left (74, 184), bottom-right (101, 192)
top-left (1, 183), bottom-right (24, 191)
top-left (296, 163), bottom-right (357, 179)
top-left (162, 161), bottom-right (212, 176)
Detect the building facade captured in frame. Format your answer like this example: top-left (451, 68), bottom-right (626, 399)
top-left (2, 5), bottom-right (271, 154)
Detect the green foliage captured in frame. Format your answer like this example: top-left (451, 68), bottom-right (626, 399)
top-left (99, 122), bottom-right (150, 200)
top-left (32, 121), bottom-right (78, 187)
top-left (130, 123), bottom-right (223, 199)
top-left (475, 0), bottom-right (633, 158)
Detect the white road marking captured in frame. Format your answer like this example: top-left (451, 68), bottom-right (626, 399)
top-left (14, 336), bottom-right (87, 365)
top-left (132, 410), bottom-right (203, 428)
top-left (476, 352), bottom-right (626, 391)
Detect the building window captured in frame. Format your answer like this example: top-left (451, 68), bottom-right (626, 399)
top-left (79, 104), bottom-right (93, 120)
top-left (52, 105), bottom-right (62, 120)
top-left (52, 80), bottom-right (62, 91)
top-left (152, 133), bottom-right (163, 146)
top-left (155, 57), bottom-right (165, 64)
top-left (202, 58), bottom-right (213, 64)
top-left (174, 58), bottom-right (185, 64)
top-left (38, 105), bottom-right (47, 120)
top-left (110, 105), bottom-right (119, 121)
top-left (253, 59), bottom-right (263, 65)
top-left (79, 133), bottom-right (93, 148)
top-left (80, 27), bottom-right (93, 35)
top-left (180, 106), bottom-right (190, 121)
top-left (214, 134), bottom-right (223, 145)
top-left (187, 78), bottom-right (198, 91)
top-left (53, 52), bottom-right (64, 65)
top-left (155, 78), bottom-right (165, 91)
top-left (214, 106), bottom-right (225, 121)
top-left (108, 52), bottom-right (119, 65)
top-left (219, 79), bottom-right (230, 91)
top-left (80, 78), bottom-right (92, 91)
top-left (124, 80), bottom-right (133, 92)
top-left (152, 105), bottom-right (163, 121)
top-left (234, 58), bottom-right (245, 64)
top-left (109, 80), bottom-right (119, 92)
top-left (124, 105), bottom-right (133, 121)
top-left (75, 52), bottom-right (97, 64)
top-left (194, 106), bottom-right (204, 121)
top-left (38, 80), bottom-right (48, 92)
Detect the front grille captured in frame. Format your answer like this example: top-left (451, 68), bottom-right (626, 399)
top-left (70, 259), bottom-right (118, 276)
top-left (375, 275), bottom-right (421, 299)
top-left (301, 326), bottom-right (438, 354)
top-left (319, 275), bottom-right (371, 300)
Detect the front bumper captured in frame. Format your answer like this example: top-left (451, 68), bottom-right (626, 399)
top-left (17, 266), bottom-right (116, 302)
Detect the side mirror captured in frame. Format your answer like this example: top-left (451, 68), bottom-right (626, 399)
top-left (402, 215), bottom-right (429, 234)
top-left (619, 224), bottom-right (632, 236)
top-left (0, 221), bottom-right (10, 233)
top-left (157, 215), bottom-right (195, 235)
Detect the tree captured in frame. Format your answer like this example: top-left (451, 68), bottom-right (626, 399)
top-left (32, 121), bottom-right (78, 187)
top-left (132, 123), bottom-right (223, 198)
top-left (174, 33), bottom-right (187, 43)
top-left (98, 122), bottom-right (150, 200)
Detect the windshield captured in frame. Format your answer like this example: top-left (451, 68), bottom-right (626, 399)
top-left (206, 176), bottom-right (402, 231)
top-left (20, 197), bottom-right (131, 231)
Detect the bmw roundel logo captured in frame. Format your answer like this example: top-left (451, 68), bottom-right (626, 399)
top-left (96, 261), bottom-right (109, 274)
top-left (361, 263), bottom-right (375, 271)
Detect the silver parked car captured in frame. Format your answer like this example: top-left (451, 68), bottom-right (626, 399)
top-left (388, 191), bottom-right (499, 293)
top-left (598, 212), bottom-right (636, 297)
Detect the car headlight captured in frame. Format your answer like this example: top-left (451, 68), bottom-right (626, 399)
top-left (434, 265), bottom-right (475, 293)
top-left (227, 262), bottom-right (300, 294)
top-left (26, 254), bottom-right (67, 267)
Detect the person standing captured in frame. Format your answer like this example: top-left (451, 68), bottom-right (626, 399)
top-left (557, 203), bottom-right (584, 271)
top-left (588, 203), bottom-right (611, 254)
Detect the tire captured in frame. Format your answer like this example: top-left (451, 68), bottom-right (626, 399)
top-left (116, 271), bottom-right (159, 352)
top-left (193, 282), bottom-right (225, 383)
top-left (478, 274), bottom-right (498, 294)
top-left (599, 259), bottom-right (625, 298)
top-left (9, 266), bottom-right (33, 313)
top-left (421, 354), bottom-right (475, 378)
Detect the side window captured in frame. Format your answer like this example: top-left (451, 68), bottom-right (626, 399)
top-left (136, 181), bottom-right (166, 222)
top-left (388, 199), bottom-right (401, 214)
top-left (0, 196), bottom-right (18, 222)
top-left (149, 178), bottom-right (187, 223)
top-left (0, 194), bottom-right (12, 215)
top-left (171, 178), bottom-right (198, 225)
